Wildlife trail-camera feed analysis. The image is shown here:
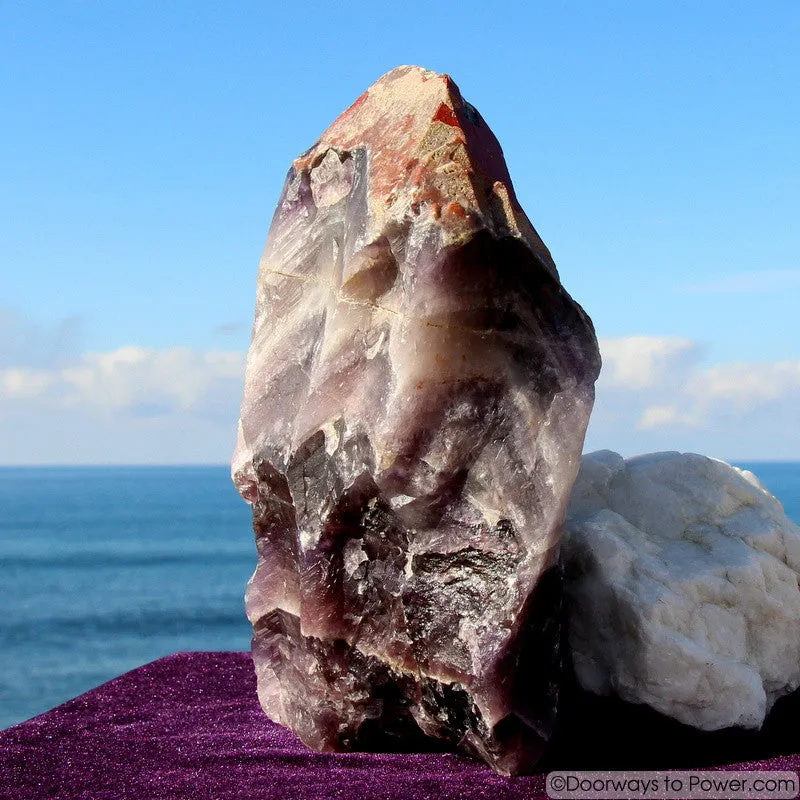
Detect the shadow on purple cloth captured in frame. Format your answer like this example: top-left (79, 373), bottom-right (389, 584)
top-left (1, 652), bottom-right (799, 800)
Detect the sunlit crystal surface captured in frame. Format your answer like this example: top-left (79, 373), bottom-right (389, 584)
top-left (232, 65), bottom-right (601, 775)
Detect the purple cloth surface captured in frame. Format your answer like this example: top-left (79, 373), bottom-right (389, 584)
top-left (1, 652), bottom-right (798, 800)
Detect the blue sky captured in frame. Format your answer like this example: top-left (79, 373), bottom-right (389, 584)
top-left (1, 1), bottom-right (799, 463)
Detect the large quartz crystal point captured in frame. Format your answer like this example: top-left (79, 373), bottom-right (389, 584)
top-left (232, 65), bottom-right (601, 775)
top-left (564, 451), bottom-right (800, 731)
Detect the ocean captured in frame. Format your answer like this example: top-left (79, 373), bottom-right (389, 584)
top-left (1, 462), bottom-right (799, 730)
top-left (0, 466), bottom-right (254, 730)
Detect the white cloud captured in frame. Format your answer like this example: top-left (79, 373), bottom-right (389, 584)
top-left (588, 336), bottom-right (800, 459)
top-left (0, 346), bottom-right (245, 418)
top-left (599, 336), bottom-right (699, 389)
top-left (596, 336), bottom-right (800, 426)
top-left (1, 368), bottom-right (54, 398)
top-left (1, 333), bottom-right (799, 463)
top-left (0, 344), bottom-right (247, 464)
top-left (688, 361), bottom-right (800, 412)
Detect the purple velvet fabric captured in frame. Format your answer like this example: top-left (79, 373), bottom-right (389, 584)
top-left (1, 652), bottom-right (799, 800)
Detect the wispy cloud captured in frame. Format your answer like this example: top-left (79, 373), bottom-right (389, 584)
top-left (213, 322), bottom-right (247, 336)
top-left (0, 308), bottom-right (85, 368)
top-left (680, 269), bottom-right (800, 294)
top-left (637, 404), bottom-right (700, 430)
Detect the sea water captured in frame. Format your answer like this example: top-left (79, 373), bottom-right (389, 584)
top-left (0, 466), bottom-right (253, 729)
top-left (1, 462), bottom-right (799, 730)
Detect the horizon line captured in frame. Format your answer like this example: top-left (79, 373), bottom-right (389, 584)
top-left (2, 457), bottom-right (800, 469)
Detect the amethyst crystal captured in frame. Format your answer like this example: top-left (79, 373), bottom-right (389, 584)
top-left (232, 65), bottom-right (601, 774)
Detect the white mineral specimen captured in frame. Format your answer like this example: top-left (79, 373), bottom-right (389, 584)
top-left (564, 450), bottom-right (800, 731)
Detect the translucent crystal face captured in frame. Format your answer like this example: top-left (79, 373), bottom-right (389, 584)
top-left (232, 65), bottom-right (600, 775)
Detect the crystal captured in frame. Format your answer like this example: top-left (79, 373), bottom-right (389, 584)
top-left (232, 65), bottom-right (601, 775)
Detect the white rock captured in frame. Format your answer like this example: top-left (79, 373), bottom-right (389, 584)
top-left (563, 450), bottom-right (800, 731)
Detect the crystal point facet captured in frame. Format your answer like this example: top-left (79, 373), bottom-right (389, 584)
top-left (232, 65), bottom-right (601, 775)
